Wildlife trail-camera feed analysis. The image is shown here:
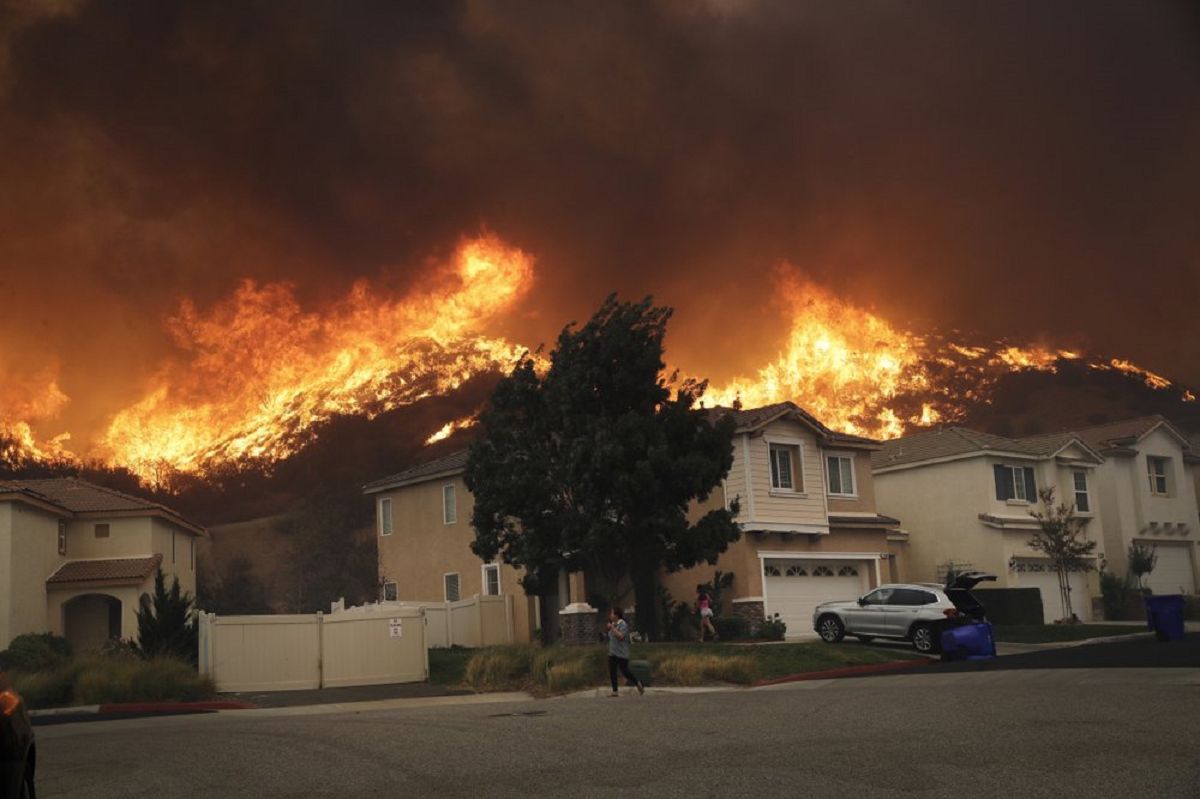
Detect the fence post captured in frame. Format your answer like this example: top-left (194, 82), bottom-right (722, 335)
top-left (197, 611), bottom-right (211, 677)
top-left (476, 595), bottom-right (485, 647)
top-left (505, 594), bottom-right (514, 644)
top-left (316, 611), bottom-right (324, 689)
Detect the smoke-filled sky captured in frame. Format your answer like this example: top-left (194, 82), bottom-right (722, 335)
top-left (2, 0), bottom-right (1198, 450)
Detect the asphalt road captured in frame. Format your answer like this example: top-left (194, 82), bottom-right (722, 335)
top-left (34, 665), bottom-right (1200, 799)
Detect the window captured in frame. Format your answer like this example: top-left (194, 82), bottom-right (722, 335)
top-left (444, 572), bottom-right (461, 602)
top-left (890, 588), bottom-right (937, 606)
top-left (785, 565), bottom-right (807, 577)
top-left (443, 484), bottom-right (457, 525)
top-left (764, 564), bottom-right (781, 577)
top-left (769, 443), bottom-right (798, 491)
top-left (57, 520), bottom-right (66, 555)
top-left (383, 581), bottom-right (398, 602)
top-left (812, 565), bottom-right (834, 577)
top-left (861, 587), bottom-right (893, 605)
top-left (379, 498), bottom-right (393, 536)
top-left (1148, 456), bottom-right (1170, 496)
top-left (482, 563), bottom-right (501, 596)
top-left (827, 455), bottom-right (856, 496)
top-left (94, 523), bottom-right (110, 538)
top-left (836, 565), bottom-right (859, 577)
top-left (1072, 471), bottom-right (1090, 512)
top-left (994, 464), bottom-right (1035, 502)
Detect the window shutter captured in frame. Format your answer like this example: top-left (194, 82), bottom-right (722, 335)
top-left (993, 465), bottom-right (1009, 500)
top-left (1023, 468), bottom-right (1037, 502)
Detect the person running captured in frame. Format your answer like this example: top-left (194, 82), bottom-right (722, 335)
top-left (605, 607), bottom-right (644, 697)
top-left (697, 585), bottom-right (719, 643)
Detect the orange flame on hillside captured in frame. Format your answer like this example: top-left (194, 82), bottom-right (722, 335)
top-left (95, 235), bottom-right (533, 481)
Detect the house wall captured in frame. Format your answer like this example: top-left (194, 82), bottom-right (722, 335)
top-left (64, 517), bottom-right (152, 560)
top-left (740, 421), bottom-right (829, 530)
top-left (375, 475), bottom-right (536, 643)
top-left (826, 450), bottom-right (877, 514)
top-left (150, 518), bottom-right (198, 597)
top-left (1, 502), bottom-right (67, 648)
top-left (46, 583), bottom-right (144, 647)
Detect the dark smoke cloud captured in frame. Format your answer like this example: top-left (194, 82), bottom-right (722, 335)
top-left (1, 0), bottom-right (1198, 446)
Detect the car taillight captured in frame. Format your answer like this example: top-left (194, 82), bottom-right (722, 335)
top-left (943, 608), bottom-right (959, 618)
top-left (0, 689), bottom-right (20, 717)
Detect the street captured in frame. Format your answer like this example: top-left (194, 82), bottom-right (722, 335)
top-left (35, 665), bottom-right (1199, 798)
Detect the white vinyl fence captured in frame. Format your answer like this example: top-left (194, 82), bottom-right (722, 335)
top-left (198, 605), bottom-right (428, 693)
top-left (330, 594), bottom-right (514, 649)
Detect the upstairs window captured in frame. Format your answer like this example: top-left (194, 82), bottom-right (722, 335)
top-left (827, 455), bottom-right (856, 496)
top-left (769, 443), bottom-right (799, 491)
top-left (1072, 471), bottom-right (1090, 512)
top-left (383, 581), bottom-right (398, 602)
top-left (444, 572), bottom-right (461, 602)
top-left (94, 523), bottom-right (110, 538)
top-left (1148, 456), bottom-right (1170, 496)
top-left (482, 563), bottom-right (501, 596)
top-left (379, 498), bottom-right (393, 536)
top-left (443, 484), bottom-right (457, 524)
top-left (994, 465), bottom-right (1036, 503)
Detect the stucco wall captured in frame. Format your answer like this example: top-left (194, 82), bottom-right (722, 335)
top-left (826, 449), bottom-right (877, 514)
top-left (743, 421), bottom-right (829, 528)
top-left (65, 516), bottom-right (152, 560)
top-left (375, 475), bottom-right (535, 643)
top-left (46, 583), bottom-right (144, 649)
top-left (2, 503), bottom-right (67, 647)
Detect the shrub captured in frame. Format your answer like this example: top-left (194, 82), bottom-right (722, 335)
top-left (1183, 595), bottom-right (1200, 622)
top-left (10, 668), bottom-right (76, 709)
top-left (0, 633), bottom-right (73, 673)
top-left (464, 645), bottom-right (536, 691)
top-left (655, 655), bottom-right (754, 686)
top-left (531, 646), bottom-right (606, 690)
top-left (713, 616), bottom-right (747, 641)
top-left (9, 654), bottom-right (214, 710)
top-left (137, 568), bottom-right (198, 664)
top-left (755, 614), bottom-right (787, 641)
top-left (544, 660), bottom-right (594, 693)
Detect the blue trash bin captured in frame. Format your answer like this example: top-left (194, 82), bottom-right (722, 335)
top-left (940, 621), bottom-right (996, 661)
top-left (1144, 595), bottom-right (1185, 642)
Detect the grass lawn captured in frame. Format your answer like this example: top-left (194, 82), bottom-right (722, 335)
top-left (431, 641), bottom-right (921, 693)
top-left (991, 624), bottom-right (1145, 643)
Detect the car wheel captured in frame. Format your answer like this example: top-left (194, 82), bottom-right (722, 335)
top-left (817, 615), bottom-right (845, 643)
top-left (21, 767), bottom-right (34, 799)
top-left (854, 635), bottom-right (875, 643)
top-left (910, 623), bottom-right (938, 654)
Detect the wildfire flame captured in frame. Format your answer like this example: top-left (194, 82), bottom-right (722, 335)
top-left (2, 237), bottom-right (1193, 482)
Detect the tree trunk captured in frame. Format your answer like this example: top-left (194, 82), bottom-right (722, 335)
top-left (630, 555), bottom-right (659, 640)
top-left (1057, 567), bottom-right (1073, 621)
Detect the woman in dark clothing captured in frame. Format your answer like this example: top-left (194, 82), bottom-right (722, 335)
top-left (604, 607), bottom-right (644, 697)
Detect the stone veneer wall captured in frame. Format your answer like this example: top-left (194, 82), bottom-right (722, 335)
top-left (733, 600), bottom-right (765, 637)
top-left (559, 605), bottom-right (603, 646)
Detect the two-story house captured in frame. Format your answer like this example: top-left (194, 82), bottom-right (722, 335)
top-left (1070, 416), bottom-right (1199, 595)
top-left (365, 402), bottom-right (904, 641)
top-left (871, 428), bottom-right (1107, 623)
top-left (0, 478), bottom-right (205, 651)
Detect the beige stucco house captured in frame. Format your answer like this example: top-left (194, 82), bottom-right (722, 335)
top-left (1068, 417), bottom-right (1200, 595)
top-left (0, 478), bottom-right (204, 652)
top-left (872, 427), bottom-right (1114, 623)
top-left (365, 402), bottom-right (904, 641)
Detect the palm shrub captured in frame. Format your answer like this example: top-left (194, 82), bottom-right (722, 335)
top-left (136, 568), bottom-right (198, 664)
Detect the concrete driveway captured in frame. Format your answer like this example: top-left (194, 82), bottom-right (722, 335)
top-left (33, 659), bottom-right (1199, 798)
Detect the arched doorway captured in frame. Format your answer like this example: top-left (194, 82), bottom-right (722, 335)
top-left (63, 594), bottom-right (122, 652)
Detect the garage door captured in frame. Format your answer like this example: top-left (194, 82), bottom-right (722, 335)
top-left (1145, 543), bottom-right (1197, 595)
top-left (763, 559), bottom-right (870, 638)
top-left (1017, 565), bottom-right (1092, 623)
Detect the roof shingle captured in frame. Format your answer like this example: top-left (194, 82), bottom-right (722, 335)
top-left (46, 555), bottom-right (163, 585)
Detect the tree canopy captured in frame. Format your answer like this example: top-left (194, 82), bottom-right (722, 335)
top-left (465, 295), bottom-right (740, 636)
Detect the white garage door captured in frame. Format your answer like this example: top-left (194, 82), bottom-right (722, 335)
top-left (1145, 543), bottom-right (1197, 595)
top-left (1019, 566), bottom-right (1092, 623)
top-left (764, 559), bottom-right (870, 638)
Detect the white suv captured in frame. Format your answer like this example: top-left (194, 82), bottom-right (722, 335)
top-left (812, 572), bottom-right (996, 654)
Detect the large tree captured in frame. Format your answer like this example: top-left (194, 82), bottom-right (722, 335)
top-left (466, 295), bottom-right (740, 638)
top-left (1028, 487), bottom-right (1097, 622)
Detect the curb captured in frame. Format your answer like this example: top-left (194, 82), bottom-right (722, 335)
top-left (29, 700), bottom-right (256, 718)
top-left (753, 658), bottom-right (928, 687)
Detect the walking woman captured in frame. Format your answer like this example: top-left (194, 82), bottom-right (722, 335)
top-left (605, 607), bottom-right (644, 697)
top-left (697, 585), bottom-right (719, 642)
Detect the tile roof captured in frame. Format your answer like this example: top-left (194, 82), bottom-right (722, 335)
top-left (0, 478), bottom-right (203, 534)
top-left (872, 427), bottom-right (1099, 470)
top-left (46, 555), bottom-right (163, 585)
top-left (1068, 415), bottom-right (1187, 452)
top-left (707, 401), bottom-right (878, 446)
top-left (364, 449), bottom-right (470, 493)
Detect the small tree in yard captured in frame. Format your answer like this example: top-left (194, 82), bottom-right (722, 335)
top-left (137, 568), bottom-right (198, 663)
top-left (1028, 487), bottom-right (1096, 623)
top-left (1127, 541), bottom-right (1157, 593)
top-left (466, 295), bottom-right (742, 639)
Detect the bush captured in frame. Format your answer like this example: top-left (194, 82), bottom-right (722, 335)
top-left (11, 668), bottom-right (76, 708)
top-left (464, 645), bottom-right (536, 691)
top-left (544, 659), bottom-right (595, 693)
top-left (9, 654), bottom-right (214, 710)
top-left (971, 588), bottom-right (1044, 625)
top-left (0, 633), bottom-right (73, 673)
top-left (1098, 571), bottom-right (1145, 621)
top-left (755, 614), bottom-right (787, 641)
top-left (713, 616), bottom-right (747, 641)
top-left (655, 655), bottom-right (754, 686)
top-left (1183, 595), bottom-right (1200, 622)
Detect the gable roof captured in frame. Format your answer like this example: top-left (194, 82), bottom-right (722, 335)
top-left (364, 449), bottom-right (469, 494)
top-left (0, 477), bottom-right (204, 535)
top-left (1069, 415), bottom-right (1191, 453)
top-left (872, 427), bottom-right (1102, 472)
top-left (707, 401), bottom-right (879, 449)
top-left (46, 555), bottom-right (163, 585)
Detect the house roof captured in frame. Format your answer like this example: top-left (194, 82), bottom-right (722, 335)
top-left (363, 449), bottom-right (470, 494)
top-left (0, 477), bottom-right (204, 535)
top-left (46, 554), bottom-right (163, 585)
top-left (1068, 415), bottom-right (1191, 453)
top-left (872, 427), bottom-right (1102, 472)
top-left (707, 401), bottom-right (879, 448)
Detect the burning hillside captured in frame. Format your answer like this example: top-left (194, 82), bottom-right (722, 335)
top-left (1, 234), bottom-right (1194, 485)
